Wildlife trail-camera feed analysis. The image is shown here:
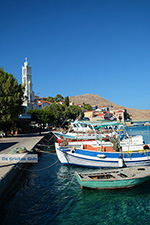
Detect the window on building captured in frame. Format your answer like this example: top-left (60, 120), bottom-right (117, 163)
top-left (23, 68), bottom-right (26, 75)
top-left (27, 68), bottom-right (31, 75)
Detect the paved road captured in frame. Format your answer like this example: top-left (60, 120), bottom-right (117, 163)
top-left (0, 132), bottom-right (49, 153)
top-left (0, 132), bottom-right (49, 180)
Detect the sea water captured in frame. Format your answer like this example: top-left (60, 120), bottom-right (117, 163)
top-left (1, 125), bottom-right (150, 225)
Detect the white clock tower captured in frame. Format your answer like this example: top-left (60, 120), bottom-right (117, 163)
top-left (22, 57), bottom-right (35, 109)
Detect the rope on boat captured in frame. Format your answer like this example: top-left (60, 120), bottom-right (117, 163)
top-left (15, 160), bottom-right (59, 172)
top-left (129, 136), bottom-right (132, 144)
top-left (37, 143), bottom-right (55, 147)
top-left (127, 151), bottom-right (133, 159)
top-left (143, 149), bottom-right (149, 159)
top-left (57, 173), bottom-right (75, 178)
top-left (34, 148), bottom-right (56, 154)
top-left (13, 133), bottom-right (58, 172)
top-left (138, 150), bottom-right (144, 155)
top-left (42, 132), bottom-right (56, 143)
top-left (122, 149), bottom-right (150, 163)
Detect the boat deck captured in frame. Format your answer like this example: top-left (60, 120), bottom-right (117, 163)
top-left (77, 167), bottom-right (150, 181)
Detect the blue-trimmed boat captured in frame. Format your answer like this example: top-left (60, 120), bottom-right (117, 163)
top-left (75, 166), bottom-right (150, 189)
top-left (55, 142), bottom-right (150, 168)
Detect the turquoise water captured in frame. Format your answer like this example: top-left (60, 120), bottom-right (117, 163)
top-left (1, 126), bottom-right (150, 225)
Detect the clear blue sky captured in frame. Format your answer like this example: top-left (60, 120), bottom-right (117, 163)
top-left (1, 0), bottom-right (150, 109)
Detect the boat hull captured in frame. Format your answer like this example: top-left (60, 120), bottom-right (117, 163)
top-left (55, 143), bottom-right (150, 168)
top-left (75, 172), bottom-right (150, 189)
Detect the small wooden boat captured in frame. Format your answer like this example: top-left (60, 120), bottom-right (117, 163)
top-left (75, 167), bottom-right (150, 189)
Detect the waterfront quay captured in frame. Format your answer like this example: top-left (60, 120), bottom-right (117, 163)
top-left (0, 132), bottom-right (50, 207)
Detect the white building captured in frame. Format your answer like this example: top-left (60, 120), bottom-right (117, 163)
top-left (22, 57), bottom-right (36, 110)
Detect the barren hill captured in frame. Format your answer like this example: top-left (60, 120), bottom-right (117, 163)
top-left (69, 94), bottom-right (150, 121)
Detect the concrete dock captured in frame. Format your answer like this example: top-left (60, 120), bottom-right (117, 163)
top-left (0, 132), bottom-right (50, 207)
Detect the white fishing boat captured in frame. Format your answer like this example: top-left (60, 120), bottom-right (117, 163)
top-left (53, 120), bottom-right (123, 142)
top-left (53, 130), bottom-right (97, 140)
top-left (55, 142), bottom-right (150, 168)
top-left (56, 134), bottom-right (144, 152)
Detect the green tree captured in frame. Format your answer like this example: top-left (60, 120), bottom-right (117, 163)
top-left (27, 109), bottom-right (43, 123)
top-left (0, 68), bottom-right (24, 125)
top-left (47, 96), bottom-right (54, 103)
top-left (82, 104), bottom-right (93, 111)
top-left (42, 106), bottom-right (55, 124)
top-left (49, 103), bottom-right (65, 124)
top-left (67, 105), bottom-right (81, 120)
top-left (54, 94), bottom-right (64, 102)
top-left (124, 109), bottom-right (132, 121)
top-left (27, 109), bottom-right (46, 129)
top-left (28, 104), bottom-right (81, 128)
top-left (64, 96), bottom-right (69, 106)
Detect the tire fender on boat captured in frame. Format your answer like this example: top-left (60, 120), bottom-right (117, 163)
top-left (97, 154), bottom-right (106, 158)
top-left (71, 147), bottom-right (76, 153)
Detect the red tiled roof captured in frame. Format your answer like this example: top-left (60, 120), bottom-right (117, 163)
top-left (38, 101), bottom-right (51, 106)
top-left (34, 95), bottom-right (39, 99)
top-left (43, 101), bottom-right (52, 104)
top-left (116, 110), bottom-right (124, 113)
top-left (97, 113), bottom-right (104, 116)
top-left (41, 97), bottom-right (47, 100)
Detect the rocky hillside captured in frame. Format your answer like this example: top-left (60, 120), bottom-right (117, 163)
top-left (69, 94), bottom-right (150, 121)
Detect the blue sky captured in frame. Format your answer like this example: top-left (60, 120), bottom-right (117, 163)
top-left (1, 0), bottom-right (150, 109)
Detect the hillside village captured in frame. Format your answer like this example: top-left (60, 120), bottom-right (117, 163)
top-left (33, 95), bottom-right (127, 123)
top-left (69, 94), bottom-right (150, 122)
top-left (22, 58), bottom-right (150, 122)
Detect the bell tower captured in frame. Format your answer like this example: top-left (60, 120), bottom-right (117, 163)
top-left (22, 57), bottom-right (35, 109)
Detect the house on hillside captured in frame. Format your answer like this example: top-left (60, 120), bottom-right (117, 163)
top-left (58, 101), bottom-right (64, 105)
top-left (84, 111), bottom-right (94, 120)
top-left (69, 101), bottom-right (74, 105)
top-left (110, 108), bottom-right (125, 122)
top-left (100, 106), bottom-right (109, 112)
top-left (115, 110), bottom-right (125, 122)
top-left (104, 112), bottom-right (114, 120)
top-left (75, 103), bottom-right (83, 108)
top-left (95, 113), bottom-right (105, 120)
top-left (38, 100), bottom-right (52, 109)
top-left (34, 95), bottom-right (40, 101)
top-left (41, 97), bottom-right (47, 101)
top-left (91, 105), bottom-right (98, 110)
